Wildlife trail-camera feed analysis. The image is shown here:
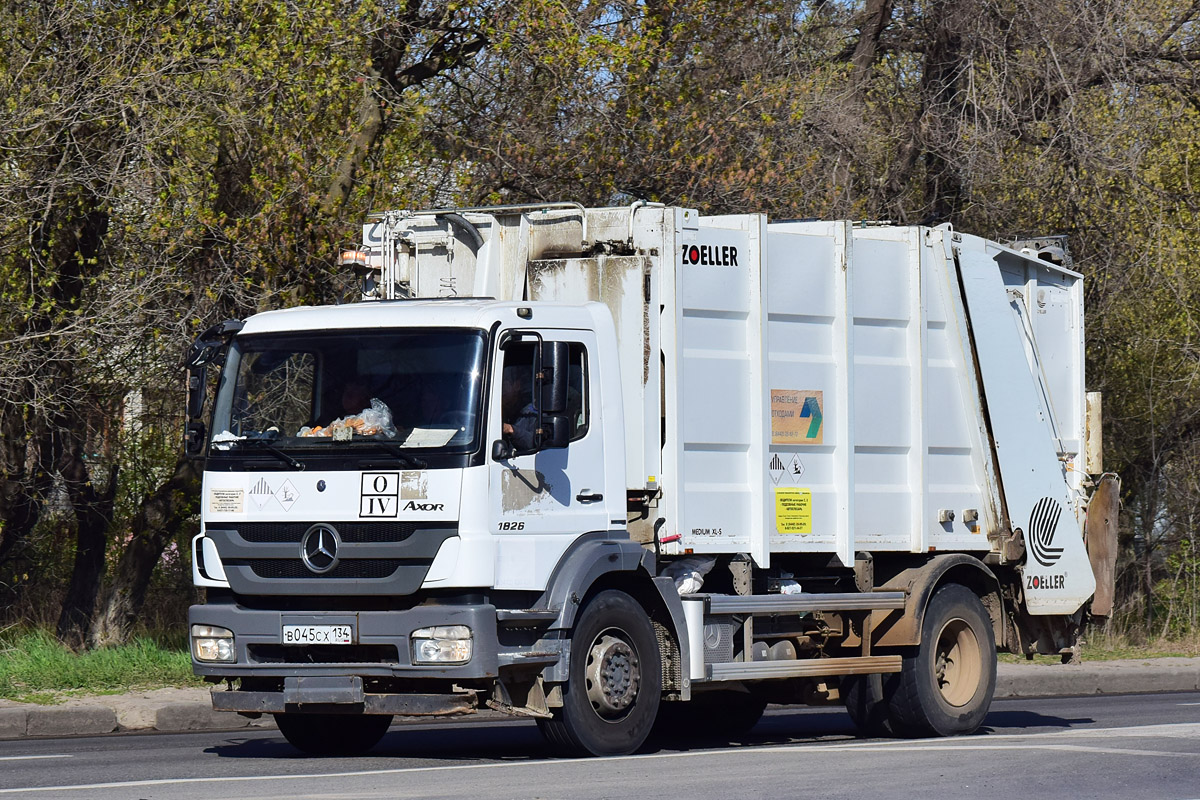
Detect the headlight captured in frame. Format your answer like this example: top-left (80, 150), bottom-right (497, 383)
top-left (191, 624), bottom-right (236, 663)
top-left (410, 625), bottom-right (472, 664)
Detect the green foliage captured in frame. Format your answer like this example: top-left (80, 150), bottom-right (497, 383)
top-left (0, 0), bottom-right (490, 643)
top-left (0, 628), bottom-right (200, 702)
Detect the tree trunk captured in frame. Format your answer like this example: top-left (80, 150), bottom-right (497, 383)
top-left (54, 424), bottom-right (120, 651)
top-left (850, 0), bottom-right (895, 87)
top-left (88, 458), bottom-right (201, 648)
top-left (322, 15), bottom-right (486, 215)
top-left (881, 0), bottom-right (967, 221)
top-left (0, 409), bottom-right (52, 610)
top-left (322, 74), bottom-right (387, 215)
top-left (1138, 484), bottom-right (1159, 634)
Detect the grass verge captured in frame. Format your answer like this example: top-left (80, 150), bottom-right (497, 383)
top-left (0, 628), bottom-right (203, 704)
top-left (999, 631), bottom-right (1200, 664)
top-left (1, 626), bottom-right (1196, 703)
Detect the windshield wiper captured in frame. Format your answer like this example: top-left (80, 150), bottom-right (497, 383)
top-left (355, 441), bottom-right (427, 469)
top-left (240, 436), bottom-right (306, 470)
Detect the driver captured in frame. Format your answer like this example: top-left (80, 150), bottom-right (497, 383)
top-left (341, 379), bottom-right (372, 416)
top-left (502, 368), bottom-right (538, 451)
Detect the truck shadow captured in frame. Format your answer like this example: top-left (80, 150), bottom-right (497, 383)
top-left (202, 707), bottom-right (1096, 762)
top-left (646, 707), bottom-right (1096, 751)
top-left (978, 709), bottom-right (1095, 732)
top-left (205, 719), bottom-right (553, 762)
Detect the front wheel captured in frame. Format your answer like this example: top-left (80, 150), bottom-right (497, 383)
top-left (274, 713), bottom-right (393, 755)
top-left (537, 590), bottom-right (662, 756)
top-left (888, 583), bottom-right (997, 737)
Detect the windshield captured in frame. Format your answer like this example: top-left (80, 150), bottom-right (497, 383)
top-left (210, 329), bottom-right (487, 451)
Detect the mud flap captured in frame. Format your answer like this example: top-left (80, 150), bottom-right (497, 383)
top-left (1085, 474), bottom-right (1120, 617)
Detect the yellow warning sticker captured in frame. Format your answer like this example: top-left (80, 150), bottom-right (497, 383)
top-left (775, 488), bottom-right (812, 534)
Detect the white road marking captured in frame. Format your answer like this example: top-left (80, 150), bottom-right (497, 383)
top-left (817, 743), bottom-right (1194, 758)
top-left (0, 756), bottom-right (70, 762)
top-left (1, 722), bottom-right (1198, 795)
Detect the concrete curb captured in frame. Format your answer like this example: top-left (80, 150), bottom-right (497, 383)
top-left (0, 709), bottom-right (29, 739)
top-left (1, 657), bottom-right (1197, 740)
top-left (995, 657), bottom-right (1200, 699)
top-left (154, 702), bottom-right (268, 733)
top-left (0, 699), bottom-right (276, 740)
top-left (25, 708), bottom-right (118, 738)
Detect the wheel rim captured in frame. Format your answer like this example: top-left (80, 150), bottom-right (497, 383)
top-left (933, 616), bottom-right (982, 707)
top-left (584, 629), bottom-right (640, 720)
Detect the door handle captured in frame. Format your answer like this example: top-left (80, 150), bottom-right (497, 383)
top-left (576, 491), bottom-right (603, 503)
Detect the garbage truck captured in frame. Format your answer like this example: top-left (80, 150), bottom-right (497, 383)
top-left (184, 203), bottom-right (1119, 756)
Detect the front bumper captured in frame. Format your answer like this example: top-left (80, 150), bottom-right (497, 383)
top-left (210, 677), bottom-right (479, 716)
top-left (189, 601), bottom-right (501, 680)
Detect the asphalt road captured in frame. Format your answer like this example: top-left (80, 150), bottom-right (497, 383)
top-left (1, 693), bottom-right (1198, 800)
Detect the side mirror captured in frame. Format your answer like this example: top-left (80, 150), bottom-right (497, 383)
top-left (540, 414), bottom-right (571, 449)
top-left (540, 341), bottom-right (569, 414)
top-left (186, 366), bottom-right (208, 420)
top-left (492, 439), bottom-right (513, 461)
top-left (184, 422), bottom-right (207, 458)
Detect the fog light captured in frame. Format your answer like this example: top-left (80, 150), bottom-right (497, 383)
top-left (191, 624), bottom-right (236, 663)
top-left (411, 625), bottom-right (472, 664)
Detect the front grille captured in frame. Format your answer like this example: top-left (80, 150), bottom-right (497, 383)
top-left (235, 522), bottom-right (422, 544)
top-left (208, 525), bottom-right (457, 596)
top-left (229, 559), bottom-right (407, 579)
top-left (248, 644), bottom-right (399, 665)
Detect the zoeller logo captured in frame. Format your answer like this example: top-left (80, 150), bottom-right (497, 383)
top-left (403, 501), bottom-right (444, 512)
top-left (300, 524), bottom-right (341, 574)
top-left (1027, 497), bottom-right (1065, 568)
top-left (681, 243), bottom-right (739, 267)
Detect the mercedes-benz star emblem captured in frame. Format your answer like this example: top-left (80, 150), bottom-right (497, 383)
top-left (300, 524), bottom-right (341, 574)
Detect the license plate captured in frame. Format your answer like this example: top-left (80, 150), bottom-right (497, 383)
top-left (282, 625), bottom-right (353, 645)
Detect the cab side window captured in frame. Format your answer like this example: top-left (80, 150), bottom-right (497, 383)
top-left (565, 343), bottom-right (588, 442)
top-left (501, 344), bottom-right (538, 451)
top-left (499, 341), bottom-right (589, 448)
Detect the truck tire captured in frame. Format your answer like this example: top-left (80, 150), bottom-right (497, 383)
top-left (537, 590), bottom-right (661, 756)
top-left (888, 583), bottom-right (996, 737)
top-left (841, 672), bottom-right (900, 737)
top-left (274, 713), bottom-right (393, 755)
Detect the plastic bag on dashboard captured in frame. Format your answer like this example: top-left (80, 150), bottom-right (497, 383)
top-left (356, 398), bottom-right (397, 438)
top-left (297, 398), bottom-right (397, 439)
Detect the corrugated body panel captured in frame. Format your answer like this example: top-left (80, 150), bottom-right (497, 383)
top-left (760, 222), bottom-right (849, 562)
top-left (675, 219), bottom-right (763, 560)
top-left (757, 224), bottom-right (994, 559)
top-left (850, 233), bottom-right (916, 551)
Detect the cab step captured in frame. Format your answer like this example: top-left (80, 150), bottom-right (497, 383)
top-left (496, 608), bottom-right (560, 624)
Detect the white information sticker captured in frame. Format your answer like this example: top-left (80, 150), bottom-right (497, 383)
top-left (209, 489), bottom-right (244, 513)
top-left (402, 427), bottom-right (457, 448)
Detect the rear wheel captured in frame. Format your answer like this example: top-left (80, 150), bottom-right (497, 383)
top-left (842, 672), bottom-right (899, 737)
top-left (887, 583), bottom-right (996, 737)
top-left (537, 590), bottom-right (661, 756)
top-left (274, 713), bottom-right (393, 755)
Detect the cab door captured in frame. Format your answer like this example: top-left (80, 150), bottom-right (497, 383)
top-left (489, 329), bottom-right (608, 590)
